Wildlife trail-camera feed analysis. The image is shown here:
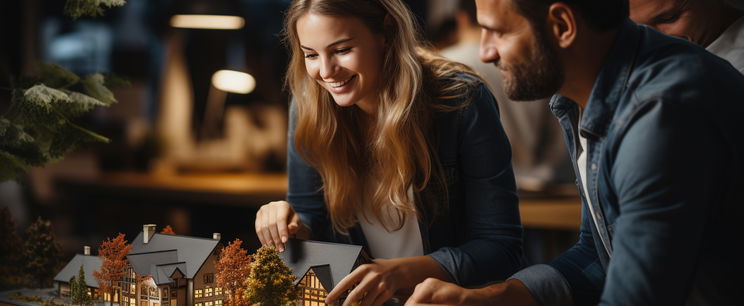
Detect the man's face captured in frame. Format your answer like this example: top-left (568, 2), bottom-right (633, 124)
top-left (476, 0), bottom-right (563, 101)
top-left (629, 0), bottom-right (716, 46)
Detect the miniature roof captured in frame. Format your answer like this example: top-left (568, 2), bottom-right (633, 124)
top-left (127, 232), bottom-right (219, 285)
top-left (279, 239), bottom-right (366, 291)
top-left (54, 254), bottom-right (102, 288)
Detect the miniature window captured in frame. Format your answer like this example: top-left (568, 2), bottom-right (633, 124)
top-left (195, 289), bottom-right (203, 298)
top-left (205, 287), bottom-right (213, 297)
top-left (205, 302), bottom-right (213, 306)
top-left (215, 287), bottom-right (222, 296)
top-left (215, 300), bottom-right (223, 305)
top-left (204, 273), bottom-right (215, 284)
top-left (195, 303), bottom-right (203, 306)
top-left (131, 284), bottom-right (136, 294)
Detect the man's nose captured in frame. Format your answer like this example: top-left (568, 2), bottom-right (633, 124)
top-left (479, 44), bottom-right (500, 65)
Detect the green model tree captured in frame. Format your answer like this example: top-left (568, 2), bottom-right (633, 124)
top-left (1, 0), bottom-right (127, 182)
top-left (244, 246), bottom-right (299, 306)
top-left (64, 0), bottom-right (127, 20)
top-left (23, 217), bottom-right (62, 288)
top-left (0, 207), bottom-right (24, 289)
top-left (71, 265), bottom-right (92, 305)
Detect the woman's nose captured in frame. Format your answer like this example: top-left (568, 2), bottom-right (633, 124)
top-left (319, 56), bottom-right (338, 80)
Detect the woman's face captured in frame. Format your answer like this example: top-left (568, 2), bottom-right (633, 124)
top-left (296, 13), bottom-right (386, 114)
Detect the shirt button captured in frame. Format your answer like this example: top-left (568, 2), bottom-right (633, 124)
top-left (591, 163), bottom-right (598, 170)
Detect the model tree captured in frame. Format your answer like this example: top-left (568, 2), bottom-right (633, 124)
top-left (160, 225), bottom-right (176, 235)
top-left (0, 207), bottom-right (24, 289)
top-left (64, 0), bottom-right (126, 20)
top-left (215, 239), bottom-right (251, 306)
top-left (93, 233), bottom-right (132, 306)
top-left (23, 217), bottom-right (62, 288)
top-left (0, 0), bottom-right (126, 182)
top-left (71, 265), bottom-right (92, 305)
top-left (244, 246), bottom-right (299, 305)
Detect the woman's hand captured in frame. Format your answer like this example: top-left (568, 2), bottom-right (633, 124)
top-left (254, 200), bottom-right (310, 251)
top-left (326, 256), bottom-right (449, 306)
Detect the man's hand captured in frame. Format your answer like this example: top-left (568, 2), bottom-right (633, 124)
top-left (405, 278), bottom-right (539, 306)
top-left (405, 278), bottom-right (471, 305)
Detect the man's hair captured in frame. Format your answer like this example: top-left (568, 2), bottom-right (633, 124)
top-left (458, 0), bottom-right (477, 25)
top-left (511, 0), bottom-right (629, 31)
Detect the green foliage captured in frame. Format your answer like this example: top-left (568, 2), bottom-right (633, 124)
top-left (64, 0), bottom-right (127, 20)
top-left (1, 63), bottom-right (117, 182)
top-left (244, 246), bottom-right (300, 306)
top-left (71, 265), bottom-right (92, 305)
top-left (0, 207), bottom-right (24, 289)
top-left (23, 217), bottom-right (62, 288)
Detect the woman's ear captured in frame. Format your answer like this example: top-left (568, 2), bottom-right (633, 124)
top-left (546, 2), bottom-right (577, 49)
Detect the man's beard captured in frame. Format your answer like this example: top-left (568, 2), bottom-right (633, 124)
top-left (500, 29), bottom-right (564, 101)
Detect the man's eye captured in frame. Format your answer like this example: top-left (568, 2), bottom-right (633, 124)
top-left (656, 11), bottom-right (682, 24)
top-left (335, 47), bottom-right (352, 54)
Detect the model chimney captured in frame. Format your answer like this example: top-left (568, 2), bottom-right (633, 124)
top-left (213, 233), bottom-right (221, 240)
top-left (84, 246), bottom-right (91, 255)
top-left (143, 224), bottom-right (157, 244)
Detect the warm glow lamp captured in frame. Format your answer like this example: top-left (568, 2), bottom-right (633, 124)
top-left (169, 14), bottom-right (245, 30)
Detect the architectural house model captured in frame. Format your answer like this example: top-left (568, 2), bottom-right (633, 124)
top-left (55, 224), bottom-right (224, 306)
top-left (279, 239), bottom-right (370, 305)
top-left (54, 246), bottom-right (101, 299)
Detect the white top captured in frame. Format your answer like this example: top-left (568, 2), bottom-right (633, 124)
top-left (577, 128), bottom-right (611, 256)
top-left (706, 16), bottom-right (744, 74)
top-left (357, 188), bottom-right (424, 259)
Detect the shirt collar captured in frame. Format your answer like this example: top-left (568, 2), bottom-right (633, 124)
top-left (550, 19), bottom-right (642, 138)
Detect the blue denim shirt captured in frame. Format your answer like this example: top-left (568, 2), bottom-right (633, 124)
top-left (512, 20), bottom-right (744, 305)
top-left (286, 77), bottom-right (525, 287)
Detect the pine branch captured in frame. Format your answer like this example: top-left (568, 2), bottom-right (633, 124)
top-left (64, 0), bottom-right (127, 20)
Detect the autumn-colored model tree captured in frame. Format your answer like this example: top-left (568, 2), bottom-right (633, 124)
top-left (244, 246), bottom-right (299, 305)
top-left (71, 265), bottom-right (92, 305)
top-left (0, 207), bottom-right (24, 289)
top-left (160, 225), bottom-right (176, 235)
top-left (93, 233), bottom-right (132, 306)
top-left (215, 239), bottom-right (251, 306)
top-left (23, 217), bottom-right (61, 288)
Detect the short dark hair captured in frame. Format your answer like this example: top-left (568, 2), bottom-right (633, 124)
top-left (511, 0), bottom-right (628, 31)
top-left (458, 0), bottom-right (477, 25)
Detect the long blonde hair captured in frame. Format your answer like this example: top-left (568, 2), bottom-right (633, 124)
top-left (283, 0), bottom-right (481, 233)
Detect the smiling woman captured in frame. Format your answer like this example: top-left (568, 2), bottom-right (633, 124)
top-left (253, 0), bottom-right (525, 305)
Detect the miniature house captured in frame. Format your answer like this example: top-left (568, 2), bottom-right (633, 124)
top-left (125, 224), bottom-right (224, 306)
top-left (54, 246), bottom-right (101, 300)
top-left (279, 239), bottom-right (369, 306)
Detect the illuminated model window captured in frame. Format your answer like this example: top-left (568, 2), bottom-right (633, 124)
top-left (214, 287), bottom-right (222, 296)
top-left (298, 269), bottom-right (328, 305)
top-left (195, 289), bottom-right (203, 298)
top-left (205, 287), bottom-right (213, 297)
top-left (214, 300), bottom-right (223, 305)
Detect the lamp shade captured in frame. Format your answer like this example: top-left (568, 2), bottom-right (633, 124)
top-left (170, 14), bottom-right (245, 30)
top-left (211, 70), bottom-right (255, 94)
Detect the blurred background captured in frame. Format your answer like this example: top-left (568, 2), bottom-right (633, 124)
top-left (1, 0), bottom-right (578, 270)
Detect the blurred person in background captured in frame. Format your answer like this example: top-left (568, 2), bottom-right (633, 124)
top-left (630, 0), bottom-right (744, 73)
top-left (255, 0), bottom-right (526, 305)
top-left (440, 0), bottom-right (573, 191)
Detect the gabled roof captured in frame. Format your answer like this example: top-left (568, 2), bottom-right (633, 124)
top-left (279, 239), bottom-right (366, 291)
top-left (127, 232), bottom-right (219, 285)
top-left (54, 254), bottom-right (102, 288)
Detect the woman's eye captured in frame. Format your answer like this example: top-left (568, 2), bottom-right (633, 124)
top-left (335, 47), bottom-right (352, 54)
top-left (304, 53), bottom-right (318, 59)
